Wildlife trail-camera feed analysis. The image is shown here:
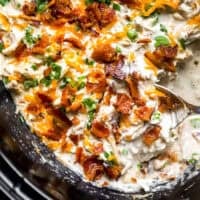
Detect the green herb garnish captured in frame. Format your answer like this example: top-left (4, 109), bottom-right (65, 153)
top-left (137, 163), bottom-right (142, 170)
top-left (154, 35), bottom-right (169, 47)
top-left (188, 153), bottom-right (199, 165)
top-left (82, 98), bottom-right (97, 127)
top-left (113, 3), bottom-right (121, 11)
top-left (0, 42), bottom-right (4, 52)
top-left (36, 0), bottom-right (48, 13)
top-left (59, 77), bottom-right (71, 89)
top-left (0, 0), bottom-right (10, 6)
top-left (151, 12), bottom-right (159, 26)
top-left (121, 149), bottom-right (128, 155)
top-left (160, 24), bottom-right (168, 33)
top-left (31, 64), bottom-right (38, 70)
top-left (127, 29), bottom-right (138, 42)
top-left (2, 76), bottom-right (9, 84)
top-left (190, 118), bottom-right (200, 129)
top-left (179, 38), bottom-right (186, 49)
top-left (151, 111), bottom-right (161, 123)
top-left (85, 58), bottom-right (95, 66)
top-left (40, 76), bottom-right (52, 86)
top-left (50, 63), bottom-right (61, 80)
top-left (115, 46), bottom-right (122, 53)
top-left (24, 26), bottom-right (39, 46)
top-left (24, 79), bottom-right (38, 90)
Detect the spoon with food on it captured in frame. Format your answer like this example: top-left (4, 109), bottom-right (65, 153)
top-left (155, 40), bottom-right (200, 114)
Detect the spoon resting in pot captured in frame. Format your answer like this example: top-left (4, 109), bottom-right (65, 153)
top-left (155, 41), bottom-right (200, 114)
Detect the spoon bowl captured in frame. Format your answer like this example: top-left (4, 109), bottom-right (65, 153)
top-left (155, 40), bottom-right (200, 112)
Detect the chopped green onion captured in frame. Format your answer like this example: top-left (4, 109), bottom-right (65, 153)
top-left (24, 79), bottom-right (38, 90)
top-left (121, 149), bottom-right (128, 155)
top-left (2, 76), bottom-right (9, 84)
top-left (190, 118), bottom-right (200, 129)
top-left (82, 98), bottom-right (97, 128)
top-left (160, 24), bottom-right (168, 33)
top-left (104, 151), bottom-right (110, 159)
top-left (24, 26), bottom-right (39, 46)
top-left (50, 63), bottom-right (61, 80)
top-left (188, 153), bottom-right (199, 165)
top-left (40, 76), bottom-right (52, 86)
top-left (154, 35), bottom-right (169, 47)
top-left (85, 0), bottom-right (112, 5)
top-left (151, 111), bottom-right (161, 124)
top-left (127, 29), bottom-right (138, 42)
top-left (137, 163), bottom-right (142, 170)
top-left (59, 77), bottom-right (71, 89)
top-left (77, 76), bottom-right (86, 90)
top-left (36, 0), bottom-right (48, 13)
top-left (82, 98), bottom-right (97, 112)
top-left (151, 12), bottom-right (159, 26)
top-left (0, 0), bottom-right (10, 6)
top-left (179, 38), bottom-right (186, 49)
top-left (85, 58), bottom-right (95, 66)
top-left (31, 64), bottom-right (38, 70)
top-left (115, 46), bottom-right (122, 53)
top-left (113, 3), bottom-right (121, 11)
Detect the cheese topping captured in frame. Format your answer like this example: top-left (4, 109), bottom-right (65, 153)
top-left (0, 0), bottom-right (200, 193)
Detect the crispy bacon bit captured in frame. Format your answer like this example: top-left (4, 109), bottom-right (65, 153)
top-left (69, 134), bottom-right (83, 145)
top-left (91, 121), bottom-right (110, 138)
top-left (39, 0), bottom-right (72, 25)
top-left (37, 92), bottom-right (53, 106)
top-left (145, 45), bottom-right (178, 72)
top-left (142, 126), bottom-right (161, 146)
top-left (105, 165), bottom-right (122, 179)
top-left (51, 108), bottom-right (72, 124)
top-left (86, 2), bottom-right (116, 28)
top-left (157, 45), bottom-right (178, 59)
top-left (35, 92), bottom-right (72, 140)
top-left (115, 93), bottom-right (133, 114)
top-left (112, 124), bottom-right (121, 144)
top-left (31, 34), bottom-right (50, 54)
top-left (51, 0), bottom-right (72, 17)
top-left (22, 1), bottom-right (36, 16)
top-left (118, 0), bottom-right (142, 9)
top-left (76, 147), bottom-right (86, 164)
top-left (64, 37), bottom-right (85, 50)
top-left (40, 10), bottom-right (55, 23)
top-left (135, 106), bottom-right (154, 121)
top-left (126, 75), bottom-right (140, 100)
top-left (92, 43), bottom-right (117, 63)
top-left (92, 143), bottom-right (104, 155)
top-left (26, 104), bottom-right (41, 115)
top-left (74, 2), bottom-right (115, 32)
top-left (103, 87), bottom-right (114, 105)
top-left (41, 129), bottom-right (63, 140)
top-left (13, 42), bottom-right (27, 59)
top-left (137, 38), bottom-right (151, 44)
top-left (158, 95), bottom-right (181, 112)
top-left (44, 67), bottom-right (52, 77)
top-left (86, 70), bottom-right (107, 93)
top-left (71, 116), bottom-right (80, 125)
top-left (68, 101), bottom-right (82, 112)
top-left (83, 156), bottom-right (104, 181)
top-left (105, 55), bottom-right (125, 80)
top-left (61, 87), bottom-right (75, 107)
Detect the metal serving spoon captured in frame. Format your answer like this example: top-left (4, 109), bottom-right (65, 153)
top-left (155, 40), bottom-right (200, 114)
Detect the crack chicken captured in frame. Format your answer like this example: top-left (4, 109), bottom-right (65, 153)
top-left (0, 0), bottom-right (200, 192)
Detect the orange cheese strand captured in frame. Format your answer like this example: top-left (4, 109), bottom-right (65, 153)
top-left (188, 14), bottom-right (200, 26)
top-left (141, 0), bottom-right (180, 17)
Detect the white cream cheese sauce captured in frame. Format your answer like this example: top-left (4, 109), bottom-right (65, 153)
top-left (0, 0), bottom-right (200, 193)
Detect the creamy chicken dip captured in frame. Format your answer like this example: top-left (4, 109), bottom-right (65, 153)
top-left (0, 0), bottom-right (200, 193)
